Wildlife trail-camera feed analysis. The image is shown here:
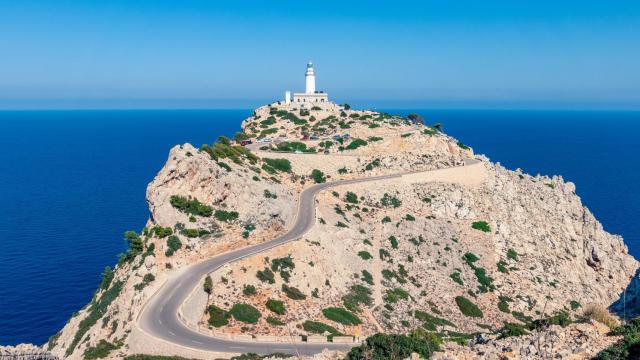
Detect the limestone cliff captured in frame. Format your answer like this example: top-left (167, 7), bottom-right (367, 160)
top-left (46, 103), bottom-right (637, 360)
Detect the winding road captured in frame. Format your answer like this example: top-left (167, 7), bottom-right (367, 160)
top-left (138, 158), bottom-right (479, 356)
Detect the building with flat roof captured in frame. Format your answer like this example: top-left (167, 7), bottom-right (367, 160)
top-left (285, 62), bottom-right (329, 105)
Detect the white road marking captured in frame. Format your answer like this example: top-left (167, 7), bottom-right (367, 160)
top-left (168, 330), bottom-right (175, 336)
top-left (230, 346), bottom-right (246, 350)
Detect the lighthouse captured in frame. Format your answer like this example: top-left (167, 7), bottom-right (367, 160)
top-left (288, 61), bottom-right (329, 104)
top-left (305, 62), bottom-right (316, 94)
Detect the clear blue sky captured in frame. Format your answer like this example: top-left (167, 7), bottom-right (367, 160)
top-left (1, 1), bottom-right (639, 109)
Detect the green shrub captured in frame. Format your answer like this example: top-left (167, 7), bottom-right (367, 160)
top-left (303, 320), bottom-right (340, 335)
top-left (323, 307), bottom-right (362, 325)
top-left (498, 296), bottom-right (511, 313)
top-left (170, 196), bottom-right (213, 217)
top-left (381, 216), bottom-right (391, 223)
top-left (405, 214), bottom-right (415, 221)
top-left (263, 158), bottom-right (292, 173)
top-left (266, 299), bottom-right (286, 315)
top-left (358, 251), bottom-right (373, 260)
top-left (152, 226), bottom-right (173, 238)
top-left (471, 221), bottom-right (491, 233)
top-left (450, 272), bottom-right (463, 285)
top-left (203, 276), bottom-right (213, 294)
top-left (99, 266), bottom-right (114, 291)
top-left (84, 340), bottom-right (121, 360)
top-left (380, 193), bottom-right (402, 208)
top-left (457, 141), bottom-right (470, 150)
top-left (497, 261), bottom-right (509, 273)
top-left (345, 191), bottom-right (359, 204)
top-left (229, 303), bottom-right (261, 324)
top-left (337, 166), bottom-right (348, 174)
top-left (455, 296), bottom-right (483, 318)
top-left (385, 288), bottom-right (410, 303)
top-left (266, 316), bottom-right (285, 326)
top-left (207, 305), bottom-right (230, 327)
top-left (165, 235), bottom-right (182, 257)
top-left (342, 284), bottom-right (373, 312)
top-left (361, 270), bottom-right (374, 285)
top-left (570, 300), bottom-right (581, 311)
top-left (282, 284), bottom-right (306, 300)
top-left (242, 284), bottom-right (256, 296)
top-left (497, 323), bottom-right (528, 339)
top-left (596, 318), bottom-right (640, 359)
top-left (256, 268), bottom-right (275, 284)
top-left (389, 236), bottom-right (399, 249)
top-left (311, 169), bottom-right (326, 183)
top-left (214, 210), bottom-right (239, 222)
top-left (346, 331), bottom-right (441, 360)
top-left (346, 138), bottom-right (368, 150)
top-left (507, 249), bottom-right (519, 261)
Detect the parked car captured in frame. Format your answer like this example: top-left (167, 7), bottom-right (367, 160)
top-left (310, 135), bottom-right (319, 140)
top-left (240, 140), bottom-right (252, 146)
top-left (343, 134), bottom-right (351, 139)
top-left (324, 149), bottom-right (330, 154)
top-left (332, 134), bottom-right (342, 140)
top-left (302, 135), bottom-right (310, 140)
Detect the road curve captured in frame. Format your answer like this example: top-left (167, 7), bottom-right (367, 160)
top-left (138, 159), bottom-right (479, 356)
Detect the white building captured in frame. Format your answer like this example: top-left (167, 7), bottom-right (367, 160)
top-left (286, 62), bottom-right (329, 104)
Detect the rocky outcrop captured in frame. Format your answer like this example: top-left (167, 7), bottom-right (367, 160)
top-left (0, 344), bottom-right (58, 360)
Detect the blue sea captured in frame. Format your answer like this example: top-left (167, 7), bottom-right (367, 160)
top-left (1, 109), bottom-right (639, 345)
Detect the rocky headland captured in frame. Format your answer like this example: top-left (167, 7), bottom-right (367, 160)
top-left (32, 102), bottom-right (639, 359)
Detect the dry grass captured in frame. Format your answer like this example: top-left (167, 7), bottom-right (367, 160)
top-left (581, 304), bottom-right (620, 329)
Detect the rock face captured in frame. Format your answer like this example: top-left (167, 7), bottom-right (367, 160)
top-left (0, 344), bottom-right (59, 360)
top-left (47, 102), bottom-right (637, 360)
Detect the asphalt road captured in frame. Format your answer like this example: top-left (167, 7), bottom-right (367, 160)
top-left (138, 159), bottom-right (478, 356)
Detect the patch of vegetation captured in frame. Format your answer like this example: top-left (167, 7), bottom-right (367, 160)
top-left (497, 260), bottom-right (509, 273)
top-left (414, 310), bottom-right (456, 331)
top-left (337, 166), bottom-right (348, 174)
top-left (346, 331), bottom-right (442, 360)
top-left (311, 169), bottom-right (326, 183)
top-left (358, 251), bottom-right (373, 260)
top-left (381, 216), bottom-right (391, 223)
top-left (66, 281), bottom-right (124, 356)
top-left (303, 320), bottom-right (341, 335)
top-left (455, 296), bottom-right (483, 318)
top-left (450, 272), bottom-right (464, 285)
top-left (266, 299), bottom-right (286, 315)
top-left (207, 305), bottom-right (230, 327)
top-left (282, 284), bottom-right (306, 300)
top-left (266, 316), bottom-right (285, 326)
top-left (323, 307), bottom-right (362, 325)
top-left (152, 226), bottom-right (173, 238)
top-left (343, 284), bottom-right (373, 312)
top-left (457, 141), bottom-right (470, 150)
top-left (124, 355), bottom-right (201, 360)
top-left (344, 191), bottom-right (359, 204)
top-left (471, 221), bottom-right (491, 233)
top-left (389, 236), bottom-right (399, 249)
top-left (214, 210), bottom-right (239, 222)
top-left (134, 273), bottom-right (155, 291)
top-left (346, 138), bottom-right (368, 150)
top-left (380, 193), bottom-right (402, 208)
top-left (405, 214), bottom-right (415, 221)
top-left (170, 195), bottom-right (213, 217)
top-left (242, 284), bottom-right (256, 296)
top-left (570, 300), bottom-right (581, 311)
top-left (507, 248), bottom-right (519, 261)
top-left (84, 340), bottom-right (121, 360)
top-left (229, 303), bottom-right (261, 324)
top-left (99, 266), bottom-right (114, 291)
top-left (497, 322), bottom-right (528, 339)
top-left (263, 158), bottom-right (292, 173)
top-left (199, 137), bottom-right (259, 164)
top-left (385, 288), bottom-right (410, 304)
top-left (165, 235), bottom-right (182, 257)
top-left (595, 318), bottom-right (640, 359)
top-left (498, 296), bottom-right (511, 313)
top-left (361, 270), bottom-right (374, 285)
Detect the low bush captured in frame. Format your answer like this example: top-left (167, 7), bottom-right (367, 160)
top-left (455, 296), bottom-right (483, 318)
top-left (450, 272), bottom-right (463, 285)
top-left (311, 169), bottom-right (326, 183)
top-left (471, 221), bottom-right (491, 233)
top-left (242, 284), bottom-right (256, 296)
top-left (207, 305), bottom-right (230, 327)
top-left (256, 268), bottom-right (275, 284)
top-left (303, 320), bottom-right (341, 335)
top-left (385, 288), bottom-right (410, 304)
top-left (358, 251), bottom-right (373, 260)
top-left (203, 276), bottom-right (213, 294)
top-left (152, 226), bottom-right (173, 238)
top-left (263, 158), bottom-right (292, 173)
top-left (229, 303), bottom-right (261, 324)
top-left (84, 340), bottom-right (121, 360)
top-left (345, 191), bottom-right (359, 204)
top-left (282, 284), bottom-right (306, 300)
top-left (165, 235), bottom-right (182, 257)
top-left (361, 270), bottom-right (374, 285)
top-left (266, 299), bottom-right (286, 315)
top-left (214, 210), bottom-right (239, 222)
top-left (343, 284), bottom-right (373, 312)
top-left (345, 331), bottom-right (441, 360)
top-left (595, 318), bottom-right (640, 359)
top-left (266, 316), bottom-right (285, 326)
top-left (323, 307), bottom-right (362, 325)
top-left (414, 310), bottom-right (456, 330)
top-left (389, 236), bottom-right (399, 249)
top-left (497, 323), bottom-right (528, 339)
top-left (346, 138), bottom-right (368, 150)
top-left (507, 248), bottom-right (519, 261)
top-left (170, 196), bottom-right (213, 217)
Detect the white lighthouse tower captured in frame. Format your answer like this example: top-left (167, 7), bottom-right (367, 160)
top-left (290, 62), bottom-right (328, 104)
top-left (305, 62), bottom-right (316, 94)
